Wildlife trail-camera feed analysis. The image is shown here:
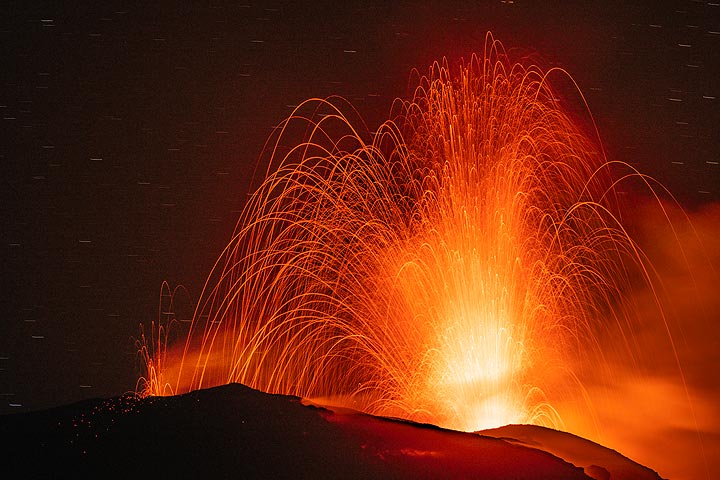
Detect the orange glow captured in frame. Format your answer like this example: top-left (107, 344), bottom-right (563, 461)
top-left (136, 33), bottom-right (711, 473)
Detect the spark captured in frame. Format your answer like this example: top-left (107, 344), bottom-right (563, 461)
top-left (138, 35), bottom-right (663, 433)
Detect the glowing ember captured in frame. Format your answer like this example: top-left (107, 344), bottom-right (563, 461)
top-left (138, 35), bottom-right (657, 433)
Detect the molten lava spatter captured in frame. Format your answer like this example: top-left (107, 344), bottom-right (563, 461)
top-left (138, 35), bottom-right (646, 433)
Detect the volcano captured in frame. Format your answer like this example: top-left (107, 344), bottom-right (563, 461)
top-left (0, 383), bottom-right (663, 479)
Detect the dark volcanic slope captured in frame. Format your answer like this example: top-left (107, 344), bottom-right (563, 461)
top-left (481, 425), bottom-right (665, 480)
top-left (1, 383), bottom-right (598, 478)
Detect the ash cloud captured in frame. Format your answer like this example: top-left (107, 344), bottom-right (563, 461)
top-left (577, 199), bottom-right (720, 480)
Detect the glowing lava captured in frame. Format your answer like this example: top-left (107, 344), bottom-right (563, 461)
top-left (138, 35), bottom-right (648, 433)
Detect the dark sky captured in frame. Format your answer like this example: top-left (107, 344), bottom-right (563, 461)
top-left (1, 1), bottom-right (718, 415)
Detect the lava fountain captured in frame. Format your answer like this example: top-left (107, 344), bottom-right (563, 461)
top-left (138, 36), bottom-right (655, 433)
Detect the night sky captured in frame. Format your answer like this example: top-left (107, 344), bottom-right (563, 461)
top-left (1, 0), bottom-right (718, 424)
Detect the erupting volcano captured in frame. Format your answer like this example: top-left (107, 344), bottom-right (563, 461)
top-left (137, 34), bottom-right (695, 455)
